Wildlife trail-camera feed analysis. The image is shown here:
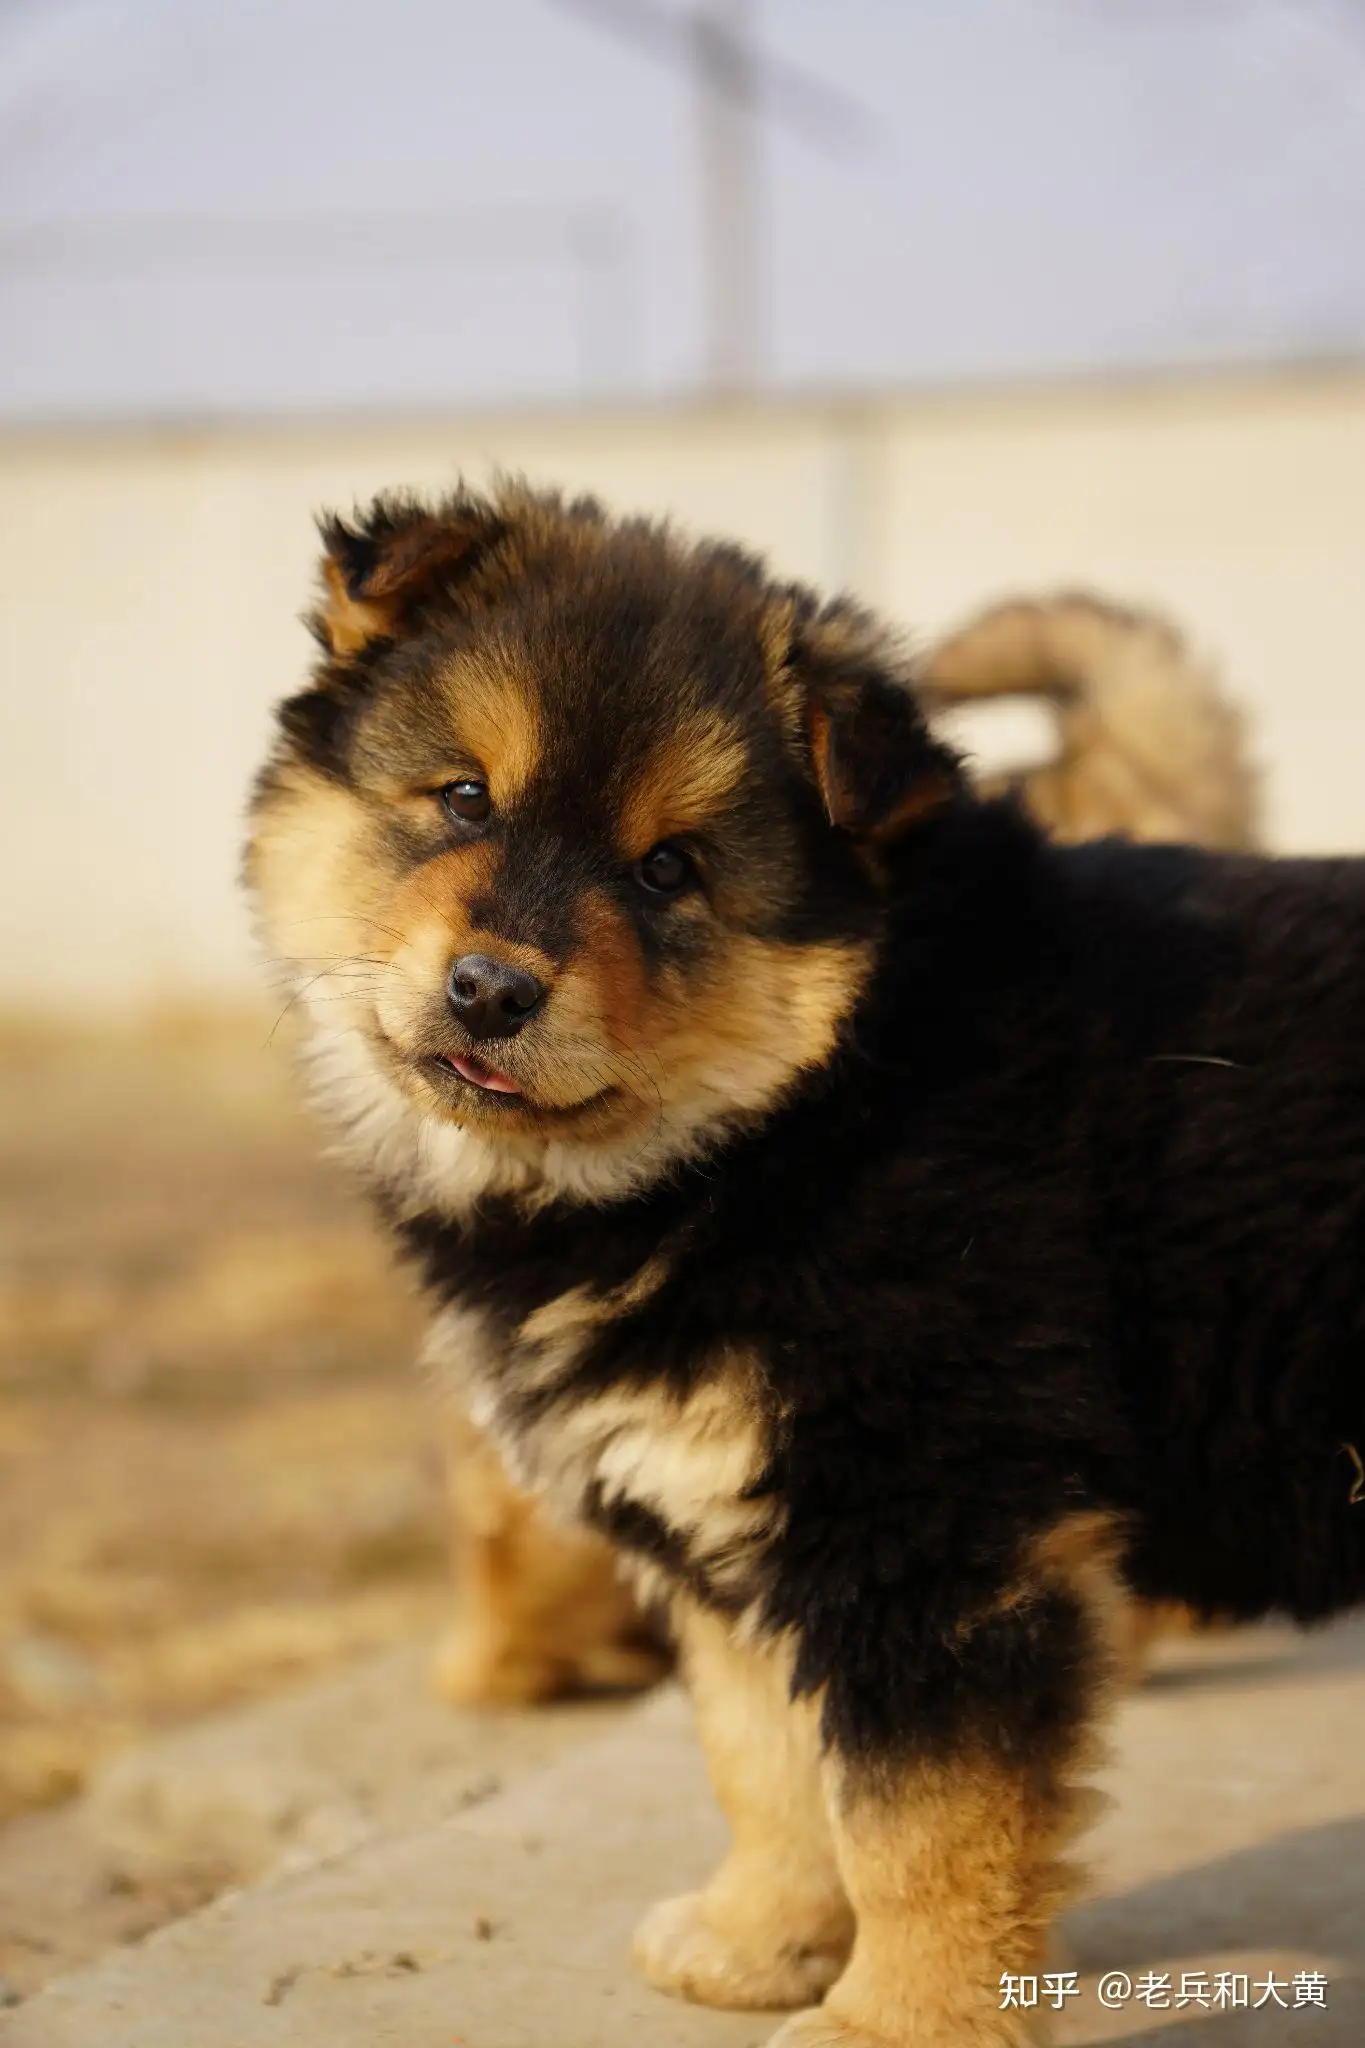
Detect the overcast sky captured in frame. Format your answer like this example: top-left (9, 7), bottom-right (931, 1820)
top-left (1, 0), bottom-right (1364, 420)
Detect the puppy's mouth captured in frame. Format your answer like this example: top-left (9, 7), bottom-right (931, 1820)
top-left (418, 1048), bottom-right (617, 1121)
top-left (434, 1050), bottom-right (522, 1097)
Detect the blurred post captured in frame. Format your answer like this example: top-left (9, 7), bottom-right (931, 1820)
top-left (692, 0), bottom-right (763, 391)
top-left (551, 0), bottom-right (871, 395)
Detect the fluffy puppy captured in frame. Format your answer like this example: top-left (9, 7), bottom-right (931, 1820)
top-left (435, 589), bottom-right (1260, 1708)
top-left (248, 482), bottom-right (1364, 2048)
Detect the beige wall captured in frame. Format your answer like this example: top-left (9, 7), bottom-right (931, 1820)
top-left (3, 373), bottom-right (1364, 1011)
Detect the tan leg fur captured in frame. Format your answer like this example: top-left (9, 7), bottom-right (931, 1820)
top-left (649, 1516), bottom-right (1124, 2048)
top-left (633, 1601), bottom-right (855, 2009)
top-left (763, 1515), bottom-right (1123, 2047)
top-left (763, 1750), bottom-right (1074, 2048)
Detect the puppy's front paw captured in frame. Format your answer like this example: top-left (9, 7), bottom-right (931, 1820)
top-left (764, 2011), bottom-right (890, 2047)
top-left (766, 2000), bottom-right (1042, 2046)
top-left (634, 1890), bottom-right (846, 2010)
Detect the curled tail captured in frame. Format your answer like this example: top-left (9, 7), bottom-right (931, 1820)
top-left (921, 593), bottom-right (1260, 850)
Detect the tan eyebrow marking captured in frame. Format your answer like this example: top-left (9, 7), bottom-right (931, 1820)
top-left (617, 709), bottom-right (749, 856)
top-left (433, 651), bottom-right (542, 804)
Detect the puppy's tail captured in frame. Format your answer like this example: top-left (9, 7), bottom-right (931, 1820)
top-left (920, 593), bottom-right (1259, 849)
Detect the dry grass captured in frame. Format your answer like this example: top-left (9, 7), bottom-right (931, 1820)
top-left (0, 1011), bottom-right (447, 1824)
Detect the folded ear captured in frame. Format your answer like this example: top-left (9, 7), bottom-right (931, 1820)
top-left (312, 493), bottom-right (505, 657)
top-left (770, 598), bottom-right (963, 841)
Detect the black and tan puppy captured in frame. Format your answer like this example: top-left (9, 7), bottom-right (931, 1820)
top-left (248, 481), bottom-right (1365, 2048)
top-left (432, 586), bottom-right (1258, 1710)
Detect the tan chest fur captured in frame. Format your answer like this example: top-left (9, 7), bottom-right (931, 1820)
top-left (423, 1284), bottom-right (780, 1604)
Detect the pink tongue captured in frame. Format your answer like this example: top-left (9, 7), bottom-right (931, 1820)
top-left (449, 1052), bottom-right (521, 1096)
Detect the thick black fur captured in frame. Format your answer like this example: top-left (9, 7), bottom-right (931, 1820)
top-left (395, 793), bottom-right (1365, 1766)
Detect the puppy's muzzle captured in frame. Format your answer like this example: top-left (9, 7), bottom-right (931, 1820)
top-left (447, 953), bottom-right (546, 1041)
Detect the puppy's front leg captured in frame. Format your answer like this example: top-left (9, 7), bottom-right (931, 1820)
top-left (770, 1513), bottom-right (1123, 2048)
top-left (634, 1600), bottom-right (855, 2009)
top-left (767, 1746), bottom-right (1081, 2048)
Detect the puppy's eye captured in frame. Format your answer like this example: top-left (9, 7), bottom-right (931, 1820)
top-left (635, 842), bottom-right (695, 897)
top-left (440, 778), bottom-right (490, 825)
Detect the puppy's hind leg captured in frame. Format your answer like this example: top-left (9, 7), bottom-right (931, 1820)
top-left (634, 1600), bottom-right (855, 2010)
top-left (434, 1403), bottom-right (667, 1706)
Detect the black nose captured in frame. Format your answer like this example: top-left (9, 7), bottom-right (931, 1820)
top-left (447, 953), bottom-right (546, 1040)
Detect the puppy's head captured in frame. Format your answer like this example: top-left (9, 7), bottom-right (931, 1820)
top-left (247, 482), bottom-right (960, 1206)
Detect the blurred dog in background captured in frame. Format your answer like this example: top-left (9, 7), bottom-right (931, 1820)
top-left (432, 587), bottom-right (1258, 1708)
top-left (920, 591), bottom-right (1257, 851)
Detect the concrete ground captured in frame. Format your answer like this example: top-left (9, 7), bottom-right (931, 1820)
top-left (3, 1616), bottom-right (1363, 2046)
top-left (0, 1641), bottom-right (632, 2000)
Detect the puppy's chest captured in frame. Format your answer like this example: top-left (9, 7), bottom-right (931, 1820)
top-left (424, 1276), bottom-right (778, 1604)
